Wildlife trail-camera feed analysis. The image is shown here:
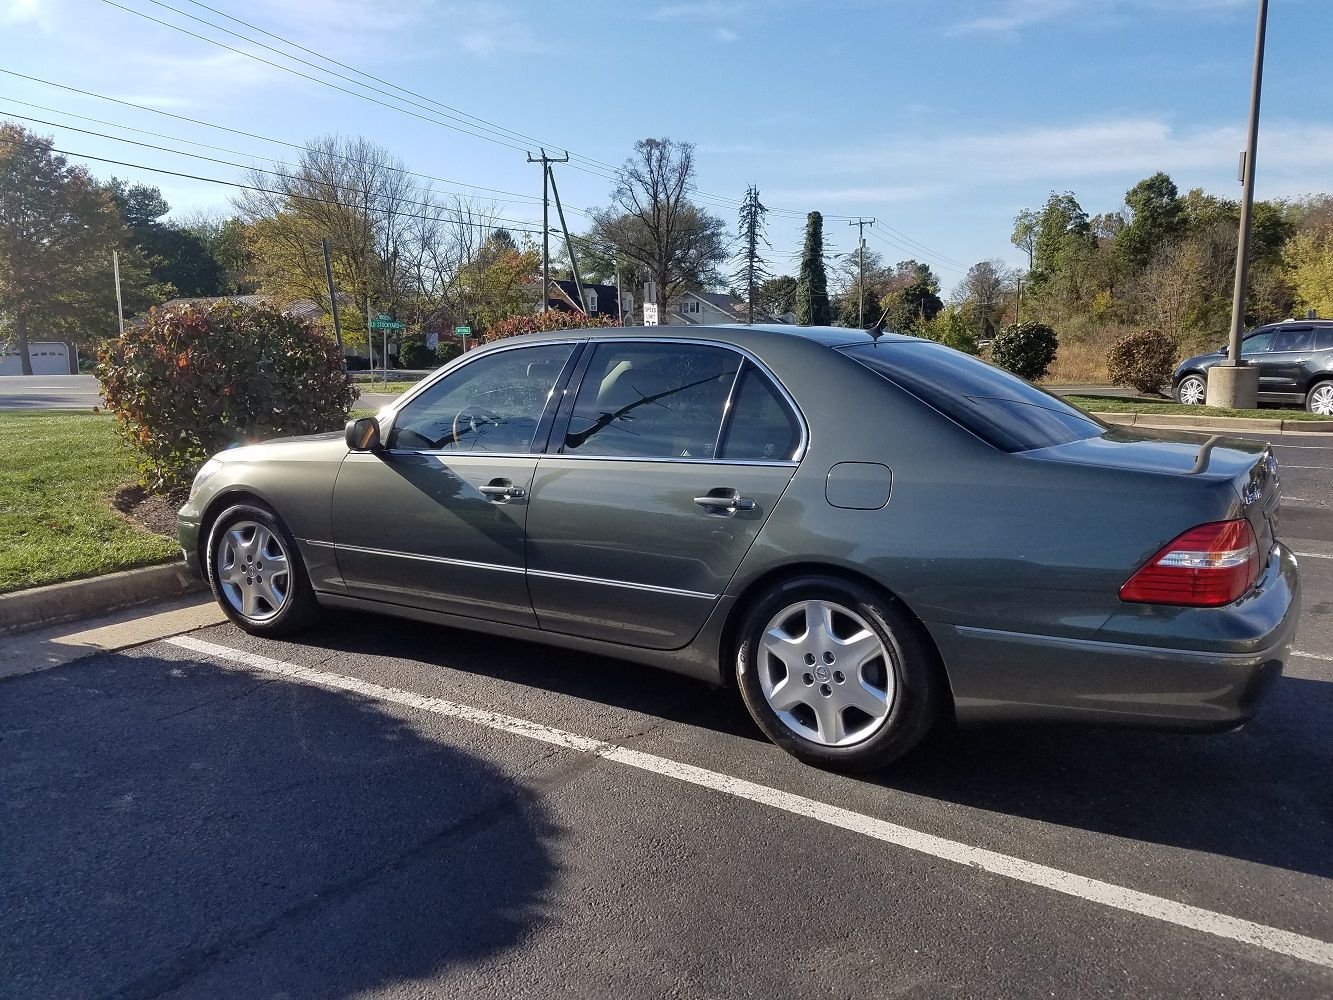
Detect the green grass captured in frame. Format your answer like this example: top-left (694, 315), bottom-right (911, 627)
top-left (0, 411), bottom-right (178, 594)
top-left (356, 381), bottom-right (419, 395)
top-left (1066, 395), bottom-right (1332, 421)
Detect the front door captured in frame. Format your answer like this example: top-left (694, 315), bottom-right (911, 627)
top-left (331, 342), bottom-right (578, 626)
top-left (1260, 325), bottom-right (1315, 396)
top-left (525, 341), bottom-right (804, 649)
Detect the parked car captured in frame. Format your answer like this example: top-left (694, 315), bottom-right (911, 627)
top-left (1172, 319), bottom-right (1333, 414)
top-left (179, 326), bottom-right (1299, 770)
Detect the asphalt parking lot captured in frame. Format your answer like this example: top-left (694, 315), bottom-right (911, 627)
top-left (3, 430), bottom-right (1332, 999)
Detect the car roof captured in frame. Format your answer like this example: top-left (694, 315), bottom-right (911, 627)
top-left (489, 324), bottom-right (918, 350)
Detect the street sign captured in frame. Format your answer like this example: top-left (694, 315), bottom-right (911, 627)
top-left (425, 332), bottom-right (439, 351)
top-left (369, 313), bottom-right (404, 331)
top-left (455, 326), bottom-right (472, 336)
top-left (642, 303), bottom-right (659, 326)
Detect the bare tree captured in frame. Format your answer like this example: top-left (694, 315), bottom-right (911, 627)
top-left (956, 259), bottom-right (1018, 336)
top-left (590, 138), bottom-right (729, 315)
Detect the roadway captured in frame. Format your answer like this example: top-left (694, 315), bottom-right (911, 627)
top-left (2, 431), bottom-right (1331, 999)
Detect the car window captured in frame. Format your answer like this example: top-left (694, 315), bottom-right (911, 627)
top-left (840, 341), bottom-right (1104, 453)
top-left (1268, 327), bottom-right (1313, 353)
top-left (1240, 331), bottom-right (1273, 356)
top-left (562, 342), bottom-right (741, 459)
top-left (388, 343), bottom-right (575, 452)
top-left (1316, 328), bottom-right (1333, 352)
top-left (719, 365), bottom-right (802, 461)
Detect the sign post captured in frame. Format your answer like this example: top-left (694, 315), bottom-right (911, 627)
top-left (368, 313), bottom-right (405, 383)
top-left (455, 325), bottom-right (472, 351)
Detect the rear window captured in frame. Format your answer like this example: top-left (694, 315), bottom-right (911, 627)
top-left (840, 341), bottom-right (1104, 452)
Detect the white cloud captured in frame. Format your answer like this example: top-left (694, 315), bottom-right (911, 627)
top-left (764, 184), bottom-right (944, 204)
top-left (1, 0), bottom-right (56, 30)
top-left (952, 0), bottom-right (1249, 37)
top-left (713, 26), bottom-right (738, 42)
top-left (650, 2), bottom-right (754, 22)
top-left (441, 2), bottom-right (550, 58)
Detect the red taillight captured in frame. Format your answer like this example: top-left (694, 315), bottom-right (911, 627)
top-left (1120, 519), bottom-right (1260, 607)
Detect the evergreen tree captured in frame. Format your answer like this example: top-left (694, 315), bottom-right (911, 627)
top-left (733, 185), bottom-right (769, 323)
top-left (795, 211), bottom-right (831, 325)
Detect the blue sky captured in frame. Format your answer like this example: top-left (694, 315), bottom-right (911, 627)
top-left (2, 0), bottom-right (1331, 292)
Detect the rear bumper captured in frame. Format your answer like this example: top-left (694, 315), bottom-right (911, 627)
top-left (928, 545), bottom-right (1299, 731)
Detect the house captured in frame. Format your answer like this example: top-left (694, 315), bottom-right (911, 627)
top-left (547, 279), bottom-right (623, 320)
top-left (666, 290), bottom-right (786, 326)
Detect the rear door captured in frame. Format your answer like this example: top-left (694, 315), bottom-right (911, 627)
top-left (524, 340), bottom-right (804, 650)
top-left (1261, 326), bottom-right (1315, 396)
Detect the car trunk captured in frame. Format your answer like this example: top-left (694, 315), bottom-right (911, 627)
top-left (1026, 427), bottom-right (1282, 575)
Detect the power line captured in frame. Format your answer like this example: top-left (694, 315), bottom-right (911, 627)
top-left (0, 133), bottom-right (545, 234)
top-left (168, 0), bottom-right (622, 177)
top-left (0, 93), bottom-right (579, 211)
top-left (0, 108), bottom-right (553, 231)
top-left (874, 220), bottom-right (969, 269)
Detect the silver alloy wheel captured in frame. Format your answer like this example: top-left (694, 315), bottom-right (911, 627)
top-left (1177, 375), bottom-right (1206, 405)
top-left (757, 600), bottom-right (896, 747)
top-left (215, 520), bottom-right (291, 621)
top-left (1309, 382), bottom-right (1333, 416)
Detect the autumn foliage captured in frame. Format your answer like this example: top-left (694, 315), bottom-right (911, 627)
top-left (98, 301), bottom-right (357, 490)
top-left (484, 310), bottom-right (620, 342)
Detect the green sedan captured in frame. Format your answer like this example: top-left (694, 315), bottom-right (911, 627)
top-left (179, 325), bottom-right (1299, 771)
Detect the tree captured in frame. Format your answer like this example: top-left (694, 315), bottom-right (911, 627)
top-left (1115, 172), bottom-right (1184, 270)
top-left (756, 275), bottom-right (798, 317)
top-left (733, 185), bottom-right (770, 323)
top-left (1011, 208), bottom-right (1038, 271)
top-left (179, 211), bottom-right (259, 295)
top-left (457, 229), bottom-right (541, 331)
top-left (795, 211), bottom-right (831, 325)
top-left (879, 259), bottom-right (943, 332)
top-left (956, 259), bottom-right (1017, 338)
top-left (589, 138), bottom-right (729, 315)
top-left (1284, 224), bottom-right (1333, 318)
top-left (106, 178), bottom-right (225, 299)
top-left (0, 124), bottom-right (140, 373)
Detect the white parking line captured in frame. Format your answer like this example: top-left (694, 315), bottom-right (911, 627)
top-left (1295, 552), bottom-right (1333, 560)
top-left (1293, 649), bottom-right (1333, 663)
top-left (1281, 466), bottom-right (1333, 471)
top-left (164, 634), bottom-right (1333, 971)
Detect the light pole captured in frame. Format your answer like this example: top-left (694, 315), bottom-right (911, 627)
top-left (1208, 0), bottom-right (1268, 408)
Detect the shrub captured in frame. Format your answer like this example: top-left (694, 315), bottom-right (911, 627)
top-left (920, 305), bottom-right (979, 355)
top-left (98, 301), bottom-right (358, 491)
top-left (485, 310), bottom-right (620, 342)
top-left (991, 321), bottom-right (1059, 381)
top-left (399, 340), bottom-right (438, 369)
top-left (1106, 328), bottom-right (1179, 395)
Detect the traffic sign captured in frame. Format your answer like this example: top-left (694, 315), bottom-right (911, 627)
top-left (455, 326), bottom-right (472, 336)
top-left (369, 313), bottom-right (404, 331)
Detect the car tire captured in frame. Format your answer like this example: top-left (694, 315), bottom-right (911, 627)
top-left (206, 502), bottom-right (319, 637)
top-left (1175, 374), bottom-right (1206, 405)
top-left (1306, 379), bottom-right (1333, 416)
top-left (734, 575), bottom-right (943, 772)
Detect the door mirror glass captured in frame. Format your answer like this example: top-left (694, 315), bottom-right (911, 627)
top-left (562, 342), bottom-right (741, 459)
top-left (346, 416), bottom-right (381, 452)
top-left (388, 343), bottom-right (575, 451)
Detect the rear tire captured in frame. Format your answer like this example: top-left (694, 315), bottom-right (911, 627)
top-left (1306, 379), bottom-right (1333, 416)
top-left (734, 576), bottom-right (943, 772)
top-left (1175, 374), bottom-right (1206, 405)
top-left (206, 502), bottom-right (319, 637)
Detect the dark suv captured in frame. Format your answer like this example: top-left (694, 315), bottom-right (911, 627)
top-left (1172, 320), bottom-right (1333, 414)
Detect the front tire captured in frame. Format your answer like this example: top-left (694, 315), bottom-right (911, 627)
top-left (206, 502), bottom-right (319, 637)
top-left (734, 576), bottom-right (943, 772)
top-left (1175, 374), bottom-right (1206, 405)
top-left (1306, 380), bottom-right (1333, 416)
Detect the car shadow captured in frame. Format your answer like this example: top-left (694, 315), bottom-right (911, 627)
top-left (0, 649), bottom-right (558, 999)
top-left (292, 612), bottom-right (1332, 882)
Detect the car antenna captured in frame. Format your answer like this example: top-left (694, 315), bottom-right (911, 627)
top-left (866, 308), bottom-right (890, 346)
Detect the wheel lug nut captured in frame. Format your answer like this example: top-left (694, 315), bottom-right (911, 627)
top-left (803, 653), bottom-right (816, 665)
top-left (833, 670), bottom-right (845, 684)
top-left (802, 673), bottom-right (814, 686)
top-left (823, 651), bottom-right (835, 664)
top-left (819, 683), bottom-right (832, 697)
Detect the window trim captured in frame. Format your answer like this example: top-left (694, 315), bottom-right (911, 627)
top-left (379, 338), bottom-right (584, 457)
top-left (546, 337), bottom-right (807, 465)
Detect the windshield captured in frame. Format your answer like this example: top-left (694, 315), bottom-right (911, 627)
top-left (840, 341), bottom-right (1105, 452)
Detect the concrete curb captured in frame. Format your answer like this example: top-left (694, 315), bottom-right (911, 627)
top-left (1094, 411), bottom-right (1333, 433)
top-left (0, 561), bottom-right (206, 636)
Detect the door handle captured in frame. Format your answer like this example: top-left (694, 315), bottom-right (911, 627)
top-left (480, 482), bottom-right (526, 502)
top-left (694, 492), bottom-right (756, 513)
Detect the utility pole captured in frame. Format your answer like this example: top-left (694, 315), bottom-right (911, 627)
top-left (112, 250), bottom-right (125, 337)
top-left (321, 239), bottom-right (343, 350)
top-left (546, 163), bottom-right (588, 314)
top-left (1211, 0), bottom-right (1268, 409)
top-left (848, 218), bottom-right (875, 326)
top-left (527, 148), bottom-right (569, 312)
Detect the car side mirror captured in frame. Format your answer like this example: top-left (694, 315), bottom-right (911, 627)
top-left (345, 416), bottom-right (382, 452)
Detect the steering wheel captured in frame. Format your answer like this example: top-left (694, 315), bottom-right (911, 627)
top-left (449, 405), bottom-right (505, 447)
